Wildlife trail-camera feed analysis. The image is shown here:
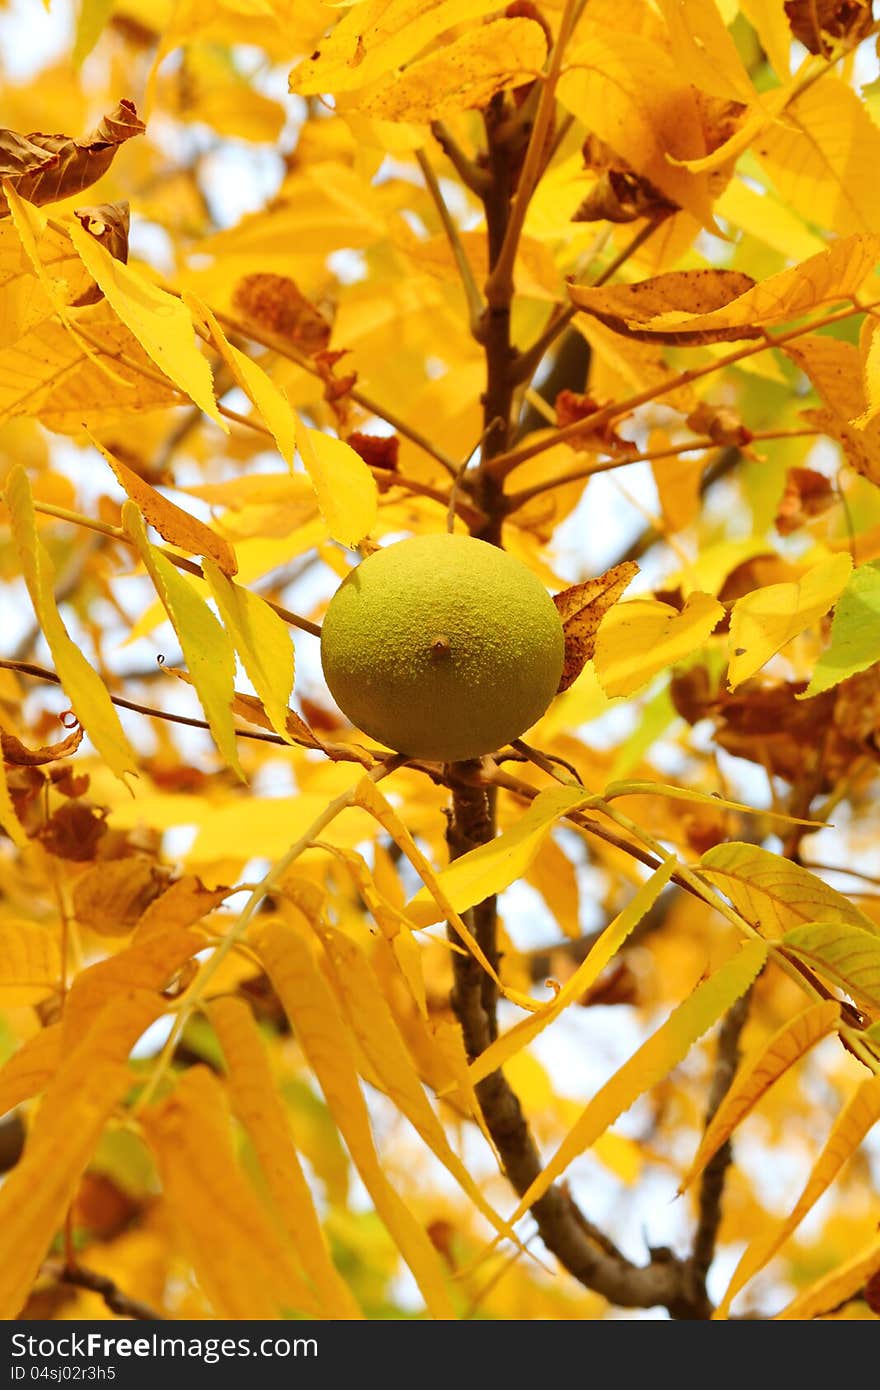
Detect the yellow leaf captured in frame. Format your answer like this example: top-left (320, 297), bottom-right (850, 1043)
top-left (680, 1000), bottom-right (840, 1193)
top-left (699, 843), bottom-right (878, 939)
top-left (0, 1025), bottom-right (60, 1117)
top-left (123, 502), bottom-right (243, 780)
top-left (0, 218), bottom-right (90, 349)
top-left (317, 917), bottom-right (525, 1250)
top-left (90, 432), bottom-right (237, 575)
top-left (5, 466), bottom-right (137, 782)
top-left (68, 220), bottom-right (225, 427)
top-left (0, 990), bottom-right (164, 1318)
top-left (714, 178), bottom-right (826, 263)
top-left (202, 558), bottom-right (295, 743)
top-left (183, 293), bottom-right (298, 465)
top-left (354, 18), bottom-right (547, 124)
top-left (290, 0), bottom-right (510, 94)
top-left (656, 0), bottom-right (754, 103)
top-left (469, 858), bottom-right (677, 1087)
top-left (775, 1235), bottom-right (880, 1320)
top-left (254, 915), bottom-right (457, 1319)
top-left (296, 419), bottom-right (378, 548)
top-left (593, 592), bottom-right (724, 698)
top-left (727, 552), bottom-right (853, 688)
top-left (0, 308), bottom-right (180, 429)
top-left (757, 78), bottom-right (880, 237)
top-left (142, 1066), bottom-right (324, 1319)
top-left (524, 833), bottom-right (582, 941)
top-left (559, 31), bottom-right (718, 228)
top-left (207, 998), bottom-right (363, 1318)
top-left (737, 0), bottom-right (791, 79)
top-left (716, 1073), bottom-right (880, 1318)
top-left (353, 777), bottom-right (529, 1008)
top-left (502, 940), bottom-right (767, 1229)
top-left (406, 784), bottom-right (593, 930)
top-left (0, 752), bottom-right (27, 849)
top-left (783, 923), bottom-right (880, 1016)
top-left (569, 235), bottom-right (880, 343)
top-left (784, 334), bottom-right (880, 487)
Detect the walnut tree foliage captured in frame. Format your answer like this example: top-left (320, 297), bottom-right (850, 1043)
top-left (2, 0), bottom-right (880, 1322)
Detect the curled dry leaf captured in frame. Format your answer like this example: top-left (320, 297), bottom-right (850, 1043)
top-left (0, 724), bottom-right (83, 766)
top-left (570, 235), bottom-right (880, 344)
top-left (231, 273), bottom-right (332, 355)
top-left (553, 561), bottom-right (639, 693)
top-left (37, 801), bottom-right (107, 861)
top-left (0, 102), bottom-right (145, 217)
top-left (73, 202), bottom-right (130, 260)
top-left (554, 390), bottom-right (632, 453)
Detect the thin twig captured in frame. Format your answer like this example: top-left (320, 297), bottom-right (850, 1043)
top-left (487, 297), bottom-right (880, 480)
top-left (29, 497), bottom-right (322, 637)
top-left (44, 1260), bottom-right (165, 1321)
top-left (504, 427), bottom-right (821, 511)
top-left (688, 989), bottom-right (754, 1301)
top-left (416, 146), bottom-right (484, 333)
top-left (430, 121), bottom-right (491, 196)
top-left (0, 658), bottom-right (383, 765)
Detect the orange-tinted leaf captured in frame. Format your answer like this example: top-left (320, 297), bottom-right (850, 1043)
top-left (72, 857), bottom-right (168, 938)
top-left (91, 433), bottom-right (237, 575)
top-left (0, 1025), bottom-right (61, 1118)
top-left (209, 996), bottom-right (363, 1319)
top-left (255, 915), bottom-right (457, 1319)
top-left (0, 989), bottom-right (164, 1318)
top-left (0, 724), bottom-right (82, 765)
top-left (232, 273), bottom-right (331, 354)
top-left (142, 1066), bottom-right (323, 1319)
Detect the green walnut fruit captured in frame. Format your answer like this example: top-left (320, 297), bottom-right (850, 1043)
top-left (320, 533), bottom-right (565, 761)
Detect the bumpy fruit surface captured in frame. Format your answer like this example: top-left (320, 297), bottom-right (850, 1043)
top-left (320, 533), bottom-right (565, 761)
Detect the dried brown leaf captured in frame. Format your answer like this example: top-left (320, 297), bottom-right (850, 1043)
top-left (775, 467), bottom-right (836, 535)
top-left (232, 272), bottom-right (332, 355)
top-left (1, 724), bottom-right (83, 766)
top-left (0, 102), bottom-right (145, 216)
top-left (72, 857), bottom-right (169, 937)
top-left (553, 562), bottom-right (639, 693)
top-left (570, 236), bottom-right (880, 344)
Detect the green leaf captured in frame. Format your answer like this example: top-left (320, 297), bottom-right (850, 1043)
top-left (802, 560), bottom-right (880, 697)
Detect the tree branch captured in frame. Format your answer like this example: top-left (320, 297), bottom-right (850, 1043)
top-left (44, 1260), bottom-right (165, 1320)
top-left (687, 988), bottom-right (754, 1301)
